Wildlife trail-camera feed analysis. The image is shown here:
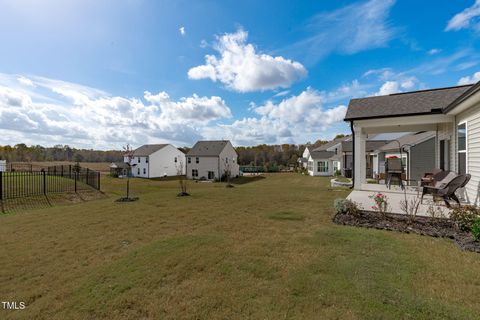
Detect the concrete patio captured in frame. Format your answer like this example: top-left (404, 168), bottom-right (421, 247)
top-left (347, 184), bottom-right (452, 217)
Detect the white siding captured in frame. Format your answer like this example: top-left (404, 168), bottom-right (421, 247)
top-left (186, 156), bottom-right (219, 180)
top-left (307, 156), bottom-right (334, 176)
top-left (457, 103), bottom-right (480, 205)
top-left (218, 141), bottom-right (240, 178)
top-left (126, 145), bottom-right (186, 178)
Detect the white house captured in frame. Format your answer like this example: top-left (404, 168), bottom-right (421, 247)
top-left (345, 82), bottom-right (480, 205)
top-left (298, 146), bottom-right (312, 169)
top-left (124, 144), bottom-right (185, 178)
top-left (0, 160), bottom-right (6, 172)
top-left (307, 151), bottom-right (337, 176)
top-left (186, 140), bottom-right (239, 180)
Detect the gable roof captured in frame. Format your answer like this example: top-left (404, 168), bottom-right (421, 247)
top-left (133, 144), bottom-right (168, 156)
top-left (342, 140), bottom-right (389, 153)
top-left (377, 131), bottom-right (435, 152)
top-left (345, 85), bottom-right (473, 121)
top-left (313, 136), bottom-right (350, 152)
top-left (187, 140), bottom-right (234, 156)
top-left (309, 150), bottom-right (336, 160)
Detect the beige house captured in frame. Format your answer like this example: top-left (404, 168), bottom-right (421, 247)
top-left (186, 140), bottom-right (240, 181)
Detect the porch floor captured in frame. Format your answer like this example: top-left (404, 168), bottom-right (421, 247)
top-left (347, 190), bottom-right (452, 217)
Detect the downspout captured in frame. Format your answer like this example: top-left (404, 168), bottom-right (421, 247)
top-left (350, 121), bottom-right (355, 189)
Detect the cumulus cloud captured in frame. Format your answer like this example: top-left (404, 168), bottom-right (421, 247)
top-left (458, 71), bottom-right (480, 85)
top-left (0, 73), bottom-right (232, 149)
top-left (188, 29), bottom-right (307, 92)
top-left (179, 26), bottom-right (186, 36)
top-left (446, 0), bottom-right (480, 32)
top-left (291, 0), bottom-right (397, 63)
top-left (204, 88), bottom-right (347, 145)
top-left (375, 77), bottom-right (417, 96)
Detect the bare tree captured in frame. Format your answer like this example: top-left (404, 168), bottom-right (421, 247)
top-left (176, 159), bottom-right (189, 196)
top-left (118, 144), bottom-right (138, 201)
top-left (224, 157), bottom-right (234, 188)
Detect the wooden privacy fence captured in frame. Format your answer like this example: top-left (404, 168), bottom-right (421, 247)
top-left (0, 165), bottom-right (100, 200)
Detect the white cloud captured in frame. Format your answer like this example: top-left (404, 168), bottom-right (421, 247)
top-left (428, 48), bottom-right (441, 55)
top-left (292, 0), bottom-right (396, 63)
top-left (179, 26), bottom-right (186, 36)
top-left (458, 71), bottom-right (480, 85)
top-left (0, 73), bottom-right (232, 149)
top-left (17, 76), bottom-right (35, 87)
top-left (204, 88), bottom-right (347, 146)
top-left (375, 81), bottom-right (401, 95)
top-left (446, 0), bottom-right (480, 31)
top-left (188, 29), bottom-right (307, 92)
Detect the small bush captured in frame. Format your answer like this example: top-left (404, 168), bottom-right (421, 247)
top-left (472, 218), bottom-right (480, 241)
top-left (450, 205), bottom-right (480, 231)
top-left (334, 198), bottom-right (361, 216)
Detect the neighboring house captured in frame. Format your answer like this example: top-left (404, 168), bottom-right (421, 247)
top-left (298, 146), bottom-right (312, 169)
top-left (372, 131), bottom-right (436, 181)
top-left (307, 151), bottom-right (336, 176)
top-left (312, 136), bottom-right (350, 174)
top-left (186, 140), bottom-right (240, 180)
top-left (344, 83), bottom-right (480, 205)
top-left (124, 144), bottom-right (186, 178)
top-left (341, 140), bottom-right (389, 178)
top-left (109, 162), bottom-right (130, 177)
top-left (0, 160), bottom-right (6, 172)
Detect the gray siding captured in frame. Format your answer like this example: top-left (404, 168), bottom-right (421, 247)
top-left (409, 138), bottom-right (435, 181)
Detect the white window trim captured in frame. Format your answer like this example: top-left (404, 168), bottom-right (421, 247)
top-left (457, 121), bottom-right (468, 174)
top-left (317, 160), bottom-right (329, 173)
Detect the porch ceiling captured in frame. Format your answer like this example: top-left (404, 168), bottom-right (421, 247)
top-left (354, 114), bottom-right (454, 134)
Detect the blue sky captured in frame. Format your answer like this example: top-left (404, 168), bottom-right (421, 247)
top-left (1, 0), bottom-right (480, 149)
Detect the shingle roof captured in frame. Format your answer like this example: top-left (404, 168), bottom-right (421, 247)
top-left (342, 140), bottom-right (389, 153)
top-left (309, 150), bottom-right (335, 160)
top-left (377, 131), bottom-right (435, 152)
top-left (133, 144), bottom-right (168, 156)
top-left (345, 85), bottom-right (473, 121)
top-left (187, 140), bottom-right (234, 156)
top-left (313, 136), bottom-right (350, 152)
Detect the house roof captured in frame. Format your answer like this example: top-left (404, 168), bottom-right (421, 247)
top-left (341, 140), bottom-right (389, 153)
top-left (309, 150), bottom-right (335, 160)
top-left (377, 131), bottom-right (435, 152)
top-left (187, 140), bottom-right (234, 156)
top-left (133, 144), bottom-right (168, 156)
top-left (313, 136), bottom-right (350, 152)
top-left (344, 85), bottom-right (473, 121)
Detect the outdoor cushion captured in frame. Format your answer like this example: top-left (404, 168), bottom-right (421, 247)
top-left (435, 172), bottom-right (457, 189)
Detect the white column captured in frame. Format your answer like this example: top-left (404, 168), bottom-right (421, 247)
top-left (354, 125), bottom-right (367, 190)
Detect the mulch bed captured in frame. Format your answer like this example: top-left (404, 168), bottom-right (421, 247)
top-left (333, 211), bottom-right (480, 253)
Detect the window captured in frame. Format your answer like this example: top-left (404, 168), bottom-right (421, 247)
top-left (137, 157), bottom-right (140, 163)
top-left (317, 161), bottom-right (328, 173)
top-left (192, 169), bottom-right (198, 177)
top-left (225, 158), bottom-right (228, 163)
top-left (174, 157), bottom-right (177, 163)
top-left (137, 168), bottom-right (140, 175)
top-left (458, 123), bottom-right (467, 175)
top-left (143, 168), bottom-right (146, 174)
top-left (188, 157), bottom-right (191, 164)
top-left (208, 171), bottom-right (215, 179)
top-left (196, 157), bottom-right (199, 164)
top-left (146, 157), bottom-right (149, 163)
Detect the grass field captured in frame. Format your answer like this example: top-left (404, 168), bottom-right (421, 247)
top-left (1, 173), bottom-right (480, 319)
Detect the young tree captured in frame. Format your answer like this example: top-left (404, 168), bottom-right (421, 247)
top-left (121, 144), bottom-right (137, 201)
top-left (176, 159), bottom-right (189, 196)
top-left (224, 157), bottom-right (234, 188)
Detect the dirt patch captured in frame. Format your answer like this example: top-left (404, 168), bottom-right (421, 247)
top-left (333, 211), bottom-right (480, 253)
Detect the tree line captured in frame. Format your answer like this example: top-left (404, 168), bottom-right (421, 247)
top-left (0, 144), bottom-right (123, 163)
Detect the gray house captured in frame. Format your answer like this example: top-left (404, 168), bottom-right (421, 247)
top-left (372, 131), bottom-right (436, 182)
top-left (186, 140), bottom-right (240, 180)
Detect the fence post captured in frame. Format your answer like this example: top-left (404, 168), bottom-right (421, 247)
top-left (86, 168), bottom-right (89, 186)
top-left (61, 165), bottom-right (64, 177)
top-left (43, 170), bottom-right (46, 195)
top-left (97, 172), bottom-right (100, 190)
top-left (69, 165), bottom-right (71, 179)
top-left (74, 171), bottom-right (77, 193)
top-left (0, 171), bottom-right (2, 200)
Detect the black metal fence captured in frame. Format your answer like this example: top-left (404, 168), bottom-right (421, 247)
top-left (0, 165), bottom-right (100, 200)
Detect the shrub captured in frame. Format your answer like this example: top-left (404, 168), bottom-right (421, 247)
top-left (450, 205), bottom-right (480, 231)
top-left (334, 198), bottom-right (361, 216)
top-left (369, 193), bottom-right (390, 217)
top-left (472, 218), bottom-right (480, 241)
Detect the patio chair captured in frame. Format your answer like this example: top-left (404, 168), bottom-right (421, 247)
top-left (421, 174), bottom-right (471, 207)
top-left (420, 169), bottom-right (450, 187)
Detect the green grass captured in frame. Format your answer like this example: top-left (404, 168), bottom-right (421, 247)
top-left (334, 176), bottom-right (351, 183)
top-left (0, 173), bottom-right (480, 319)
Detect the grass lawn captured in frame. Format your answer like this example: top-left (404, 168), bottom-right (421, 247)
top-left (1, 173), bottom-right (480, 319)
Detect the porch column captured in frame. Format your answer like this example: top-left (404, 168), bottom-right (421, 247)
top-left (354, 125), bottom-right (367, 189)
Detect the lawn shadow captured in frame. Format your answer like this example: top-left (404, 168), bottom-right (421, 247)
top-left (231, 175), bottom-right (266, 185)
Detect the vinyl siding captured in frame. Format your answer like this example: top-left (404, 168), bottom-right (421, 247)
top-left (457, 103), bottom-right (480, 205)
